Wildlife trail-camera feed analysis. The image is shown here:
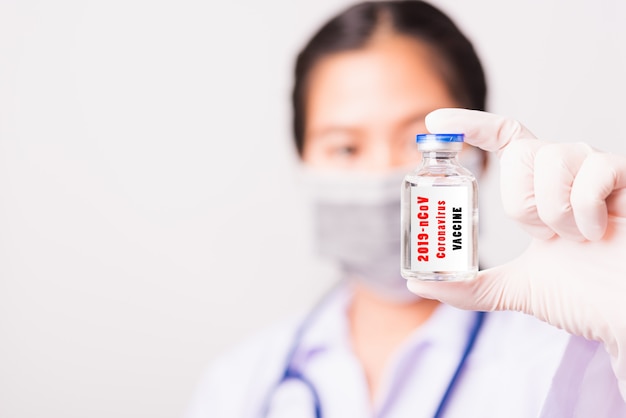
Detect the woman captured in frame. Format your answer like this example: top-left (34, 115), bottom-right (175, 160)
top-left (186, 2), bottom-right (568, 417)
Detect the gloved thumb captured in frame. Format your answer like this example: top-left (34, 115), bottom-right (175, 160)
top-left (405, 262), bottom-right (526, 313)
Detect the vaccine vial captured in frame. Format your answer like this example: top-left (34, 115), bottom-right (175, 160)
top-left (401, 133), bottom-right (478, 281)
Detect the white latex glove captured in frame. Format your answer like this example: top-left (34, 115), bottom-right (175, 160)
top-left (406, 108), bottom-right (626, 398)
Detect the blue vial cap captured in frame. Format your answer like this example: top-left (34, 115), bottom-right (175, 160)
top-left (416, 133), bottom-right (464, 143)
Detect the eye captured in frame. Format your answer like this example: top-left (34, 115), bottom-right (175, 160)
top-left (333, 144), bottom-right (359, 157)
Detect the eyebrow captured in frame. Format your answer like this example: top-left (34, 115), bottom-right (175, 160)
top-left (400, 111), bottom-right (430, 127)
top-left (307, 109), bottom-right (436, 139)
top-left (307, 126), bottom-right (359, 139)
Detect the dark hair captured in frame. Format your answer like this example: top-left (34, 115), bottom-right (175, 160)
top-left (292, 0), bottom-right (487, 155)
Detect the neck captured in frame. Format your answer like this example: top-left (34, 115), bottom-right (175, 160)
top-left (347, 281), bottom-right (439, 402)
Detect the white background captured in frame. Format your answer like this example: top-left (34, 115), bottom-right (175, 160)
top-left (1, 0), bottom-right (625, 417)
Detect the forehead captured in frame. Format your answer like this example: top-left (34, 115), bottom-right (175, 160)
top-left (304, 35), bottom-right (456, 131)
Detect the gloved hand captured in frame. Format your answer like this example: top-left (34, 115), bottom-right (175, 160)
top-left (406, 108), bottom-right (626, 398)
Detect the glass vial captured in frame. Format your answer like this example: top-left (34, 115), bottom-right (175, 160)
top-left (401, 133), bottom-right (478, 281)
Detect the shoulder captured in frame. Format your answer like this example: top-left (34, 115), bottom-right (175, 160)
top-left (184, 316), bottom-right (301, 418)
top-left (184, 286), bottom-right (349, 418)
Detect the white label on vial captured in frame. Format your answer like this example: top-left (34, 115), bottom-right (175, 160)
top-left (410, 186), bottom-right (471, 272)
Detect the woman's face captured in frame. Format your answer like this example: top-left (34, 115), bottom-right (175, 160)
top-left (302, 35), bottom-right (461, 171)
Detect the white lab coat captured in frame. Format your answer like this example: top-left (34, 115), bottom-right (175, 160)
top-left (185, 287), bottom-right (579, 418)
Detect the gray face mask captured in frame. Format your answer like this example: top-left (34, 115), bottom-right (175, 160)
top-left (301, 169), bottom-right (419, 303)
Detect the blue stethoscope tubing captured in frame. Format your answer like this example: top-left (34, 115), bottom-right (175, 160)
top-left (434, 310), bottom-right (486, 418)
top-left (261, 290), bottom-right (487, 418)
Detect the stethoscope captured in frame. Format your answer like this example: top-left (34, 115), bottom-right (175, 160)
top-left (260, 289), bottom-right (487, 418)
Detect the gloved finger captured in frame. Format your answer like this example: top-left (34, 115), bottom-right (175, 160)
top-left (571, 152), bottom-right (626, 240)
top-left (499, 139), bottom-right (556, 240)
top-left (425, 108), bottom-right (536, 157)
top-left (426, 109), bottom-right (556, 239)
top-left (533, 142), bottom-right (594, 241)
